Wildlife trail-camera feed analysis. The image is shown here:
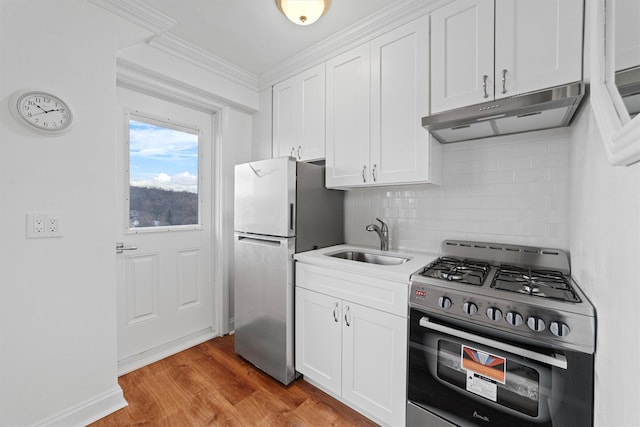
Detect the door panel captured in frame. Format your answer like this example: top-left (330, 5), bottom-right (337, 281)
top-left (116, 87), bottom-right (214, 365)
top-left (177, 249), bottom-right (201, 309)
top-left (125, 254), bottom-right (158, 325)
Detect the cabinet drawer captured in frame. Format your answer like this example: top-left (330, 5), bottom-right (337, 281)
top-left (295, 263), bottom-right (408, 317)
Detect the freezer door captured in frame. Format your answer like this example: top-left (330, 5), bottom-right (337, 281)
top-left (233, 232), bottom-right (296, 385)
top-left (234, 157), bottom-right (296, 237)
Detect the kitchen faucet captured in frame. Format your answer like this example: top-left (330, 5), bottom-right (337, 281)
top-left (366, 218), bottom-right (389, 251)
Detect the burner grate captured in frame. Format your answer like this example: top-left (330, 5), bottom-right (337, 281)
top-left (419, 257), bottom-right (490, 286)
top-left (491, 265), bottom-right (581, 302)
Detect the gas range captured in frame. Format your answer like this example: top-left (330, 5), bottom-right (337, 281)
top-left (410, 240), bottom-right (596, 354)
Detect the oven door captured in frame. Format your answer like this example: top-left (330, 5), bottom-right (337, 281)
top-left (407, 308), bottom-right (593, 427)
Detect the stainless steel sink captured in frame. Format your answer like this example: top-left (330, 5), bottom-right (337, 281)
top-left (327, 250), bottom-right (409, 266)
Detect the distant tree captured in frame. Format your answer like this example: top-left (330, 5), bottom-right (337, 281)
top-left (129, 186), bottom-right (197, 227)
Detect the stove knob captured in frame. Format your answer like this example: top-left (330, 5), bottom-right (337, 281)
top-left (527, 316), bottom-right (547, 332)
top-left (506, 311), bottom-right (523, 326)
top-left (486, 307), bottom-right (503, 321)
top-left (550, 321), bottom-right (570, 337)
top-left (463, 302), bottom-right (478, 315)
top-left (438, 296), bottom-right (452, 310)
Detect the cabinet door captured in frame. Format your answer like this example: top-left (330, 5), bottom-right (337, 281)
top-left (298, 64), bottom-right (326, 161)
top-left (371, 15), bottom-right (432, 185)
top-left (273, 64), bottom-right (325, 161)
top-left (272, 78), bottom-right (296, 159)
top-left (342, 302), bottom-right (407, 427)
top-left (326, 44), bottom-right (371, 188)
top-left (431, 0), bottom-right (494, 113)
top-left (295, 287), bottom-right (342, 395)
top-left (494, 0), bottom-right (583, 99)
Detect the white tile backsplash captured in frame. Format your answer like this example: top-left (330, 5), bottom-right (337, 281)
top-left (344, 129), bottom-right (571, 253)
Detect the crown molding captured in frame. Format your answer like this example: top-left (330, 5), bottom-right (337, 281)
top-left (116, 58), bottom-right (257, 114)
top-left (89, 0), bottom-right (177, 33)
top-left (258, 0), bottom-right (452, 90)
top-left (95, 0), bottom-right (451, 94)
top-left (148, 33), bottom-right (258, 91)
top-left (91, 0), bottom-right (259, 92)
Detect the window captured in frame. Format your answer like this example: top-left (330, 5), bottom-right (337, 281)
top-left (127, 116), bottom-right (200, 229)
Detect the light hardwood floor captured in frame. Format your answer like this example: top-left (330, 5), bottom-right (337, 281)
top-left (90, 334), bottom-right (377, 426)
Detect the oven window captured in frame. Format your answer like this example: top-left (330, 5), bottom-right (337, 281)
top-left (436, 339), bottom-right (540, 417)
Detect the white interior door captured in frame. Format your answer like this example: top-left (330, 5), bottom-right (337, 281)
top-left (115, 87), bottom-right (215, 372)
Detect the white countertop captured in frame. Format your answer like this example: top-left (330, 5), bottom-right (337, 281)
top-left (294, 244), bottom-right (438, 283)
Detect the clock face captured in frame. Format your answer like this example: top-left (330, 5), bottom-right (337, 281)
top-left (13, 91), bottom-right (73, 133)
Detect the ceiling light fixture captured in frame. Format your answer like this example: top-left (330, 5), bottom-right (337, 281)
top-left (276, 0), bottom-right (331, 26)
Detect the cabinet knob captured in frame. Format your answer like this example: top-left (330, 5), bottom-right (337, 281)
top-left (333, 302), bottom-right (339, 323)
top-left (297, 145), bottom-right (302, 160)
top-left (372, 164), bottom-right (378, 182)
top-left (361, 165), bottom-right (367, 183)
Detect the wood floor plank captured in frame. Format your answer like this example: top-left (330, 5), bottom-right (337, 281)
top-left (90, 335), bottom-right (377, 427)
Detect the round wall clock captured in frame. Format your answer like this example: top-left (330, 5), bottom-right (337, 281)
top-left (9, 89), bottom-right (73, 134)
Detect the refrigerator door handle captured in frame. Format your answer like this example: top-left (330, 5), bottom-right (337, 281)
top-left (289, 203), bottom-right (294, 232)
top-left (236, 235), bottom-right (282, 247)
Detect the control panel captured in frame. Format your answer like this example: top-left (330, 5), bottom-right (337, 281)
top-left (409, 282), bottom-right (594, 353)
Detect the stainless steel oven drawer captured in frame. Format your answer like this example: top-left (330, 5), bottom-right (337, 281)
top-left (407, 402), bottom-right (455, 427)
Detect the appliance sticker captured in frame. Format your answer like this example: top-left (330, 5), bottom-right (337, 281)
top-left (462, 345), bottom-right (506, 402)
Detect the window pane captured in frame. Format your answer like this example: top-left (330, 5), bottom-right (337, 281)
top-left (128, 119), bottom-right (199, 228)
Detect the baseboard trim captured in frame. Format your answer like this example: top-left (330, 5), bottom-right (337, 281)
top-left (35, 387), bottom-right (127, 427)
top-left (117, 328), bottom-right (220, 376)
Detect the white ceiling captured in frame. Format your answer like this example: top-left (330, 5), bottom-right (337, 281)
top-left (137, 0), bottom-right (399, 76)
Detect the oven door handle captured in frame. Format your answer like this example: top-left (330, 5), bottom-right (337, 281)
top-left (419, 316), bottom-right (568, 370)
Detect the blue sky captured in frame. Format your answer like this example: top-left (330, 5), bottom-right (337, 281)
top-left (129, 120), bottom-right (199, 193)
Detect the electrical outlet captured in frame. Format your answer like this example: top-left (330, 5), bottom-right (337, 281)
top-left (47, 217), bottom-right (58, 234)
top-left (27, 214), bottom-right (63, 238)
top-left (34, 217), bottom-right (45, 234)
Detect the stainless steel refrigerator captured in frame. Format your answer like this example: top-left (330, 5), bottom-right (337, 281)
top-left (233, 156), bottom-right (344, 385)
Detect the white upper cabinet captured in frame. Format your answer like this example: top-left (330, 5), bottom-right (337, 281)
top-left (325, 44), bottom-right (371, 187)
top-left (273, 63), bottom-right (326, 162)
top-left (494, 0), bottom-right (583, 99)
top-left (370, 15), bottom-right (433, 186)
top-left (326, 15), bottom-right (440, 188)
top-left (430, 0), bottom-right (495, 113)
top-left (431, 0), bottom-right (583, 114)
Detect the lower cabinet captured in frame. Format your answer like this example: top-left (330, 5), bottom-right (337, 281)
top-left (295, 285), bottom-right (407, 426)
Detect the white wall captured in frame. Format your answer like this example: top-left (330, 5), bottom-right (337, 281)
top-left (0, 1), bottom-right (125, 425)
top-left (251, 89), bottom-right (274, 161)
top-left (568, 104), bottom-right (640, 426)
top-left (221, 108), bottom-right (253, 331)
top-left (345, 129), bottom-right (571, 253)
top-left (0, 1), bottom-right (256, 424)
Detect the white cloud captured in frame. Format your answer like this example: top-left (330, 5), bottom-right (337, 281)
top-left (131, 171), bottom-right (198, 193)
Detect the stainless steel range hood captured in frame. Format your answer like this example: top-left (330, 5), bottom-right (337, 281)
top-left (422, 83), bottom-right (586, 144)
